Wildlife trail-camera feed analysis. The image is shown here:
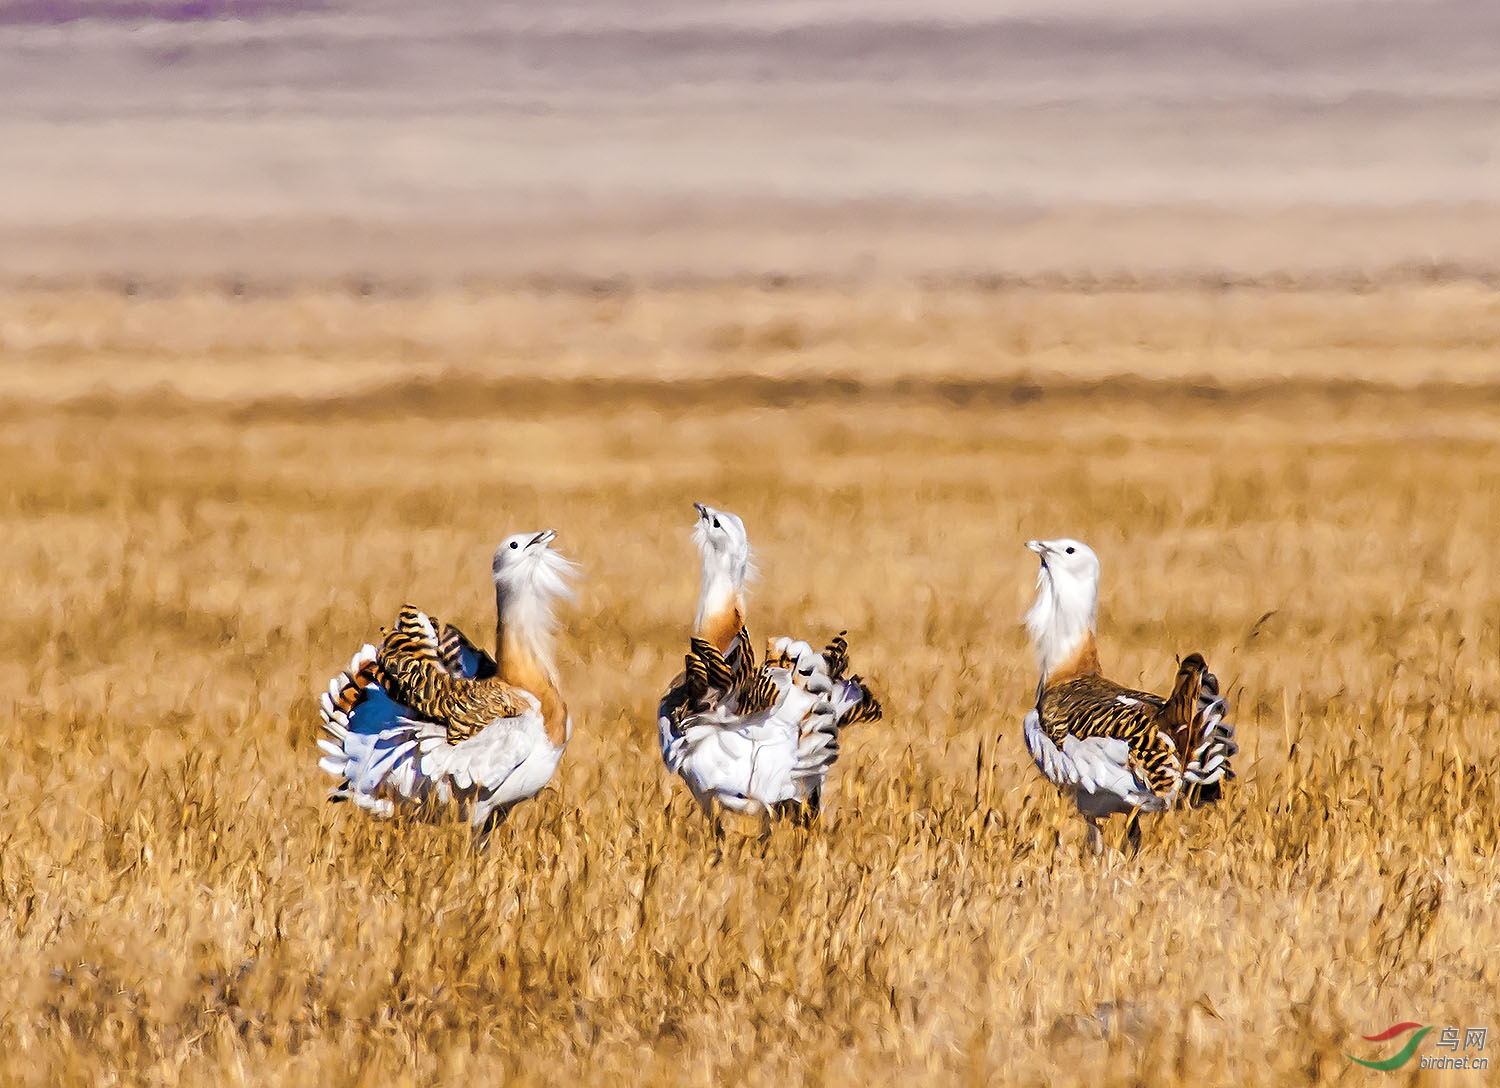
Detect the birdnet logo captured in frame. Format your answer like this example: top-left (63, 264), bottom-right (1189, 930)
top-left (1346, 1022), bottom-right (1489, 1071)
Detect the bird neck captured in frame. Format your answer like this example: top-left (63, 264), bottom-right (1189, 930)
top-left (495, 583), bottom-right (569, 747)
top-left (1027, 573), bottom-right (1101, 688)
top-left (694, 565), bottom-right (747, 655)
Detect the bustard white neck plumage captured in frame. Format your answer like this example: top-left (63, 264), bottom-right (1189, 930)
top-left (317, 531), bottom-right (578, 831)
top-left (1020, 537), bottom-right (1238, 853)
top-left (491, 528), bottom-right (578, 693)
top-left (1024, 537), bottom-right (1102, 685)
top-left (692, 501), bottom-right (754, 653)
top-left (658, 502), bottom-right (881, 826)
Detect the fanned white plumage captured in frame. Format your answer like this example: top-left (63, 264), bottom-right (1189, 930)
top-left (318, 647), bottom-right (563, 826)
top-left (315, 531), bottom-right (576, 829)
top-left (662, 665), bottom-right (850, 816)
top-left (1181, 685), bottom-right (1235, 789)
top-left (763, 636), bottom-right (882, 727)
top-left (767, 637), bottom-right (829, 686)
top-left (658, 504), bottom-right (880, 820)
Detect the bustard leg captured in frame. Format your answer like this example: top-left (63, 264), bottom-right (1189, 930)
top-left (1084, 818), bottom-right (1105, 856)
top-left (776, 796), bottom-right (820, 829)
top-left (706, 801), bottom-right (726, 864)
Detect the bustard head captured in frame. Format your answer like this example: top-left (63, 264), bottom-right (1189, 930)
top-left (1024, 537), bottom-right (1101, 679)
top-left (491, 530), bottom-right (577, 665)
top-left (692, 502), bottom-right (754, 589)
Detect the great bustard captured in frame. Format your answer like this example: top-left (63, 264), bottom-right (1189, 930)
top-left (1020, 538), bottom-right (1238, 852)
top-left (657, 503), bottom-right (880, 826)
top-left (317, 530), bottom-right (577, 831)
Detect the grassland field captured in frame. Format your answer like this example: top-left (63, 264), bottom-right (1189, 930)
top-left (2, 282), bottom-right (1498, 1086)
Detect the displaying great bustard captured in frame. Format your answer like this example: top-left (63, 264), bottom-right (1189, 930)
top-left (657, 503), bottom-right (881, 827)
top-left (317, 530), bottom-right (577, 831)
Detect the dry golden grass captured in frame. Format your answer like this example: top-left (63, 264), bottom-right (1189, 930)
top-left (2, 284), bottom-right (1498, 1086)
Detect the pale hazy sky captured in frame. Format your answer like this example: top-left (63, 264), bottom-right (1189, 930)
top-left (2, 0), bottom-right (1496, 222)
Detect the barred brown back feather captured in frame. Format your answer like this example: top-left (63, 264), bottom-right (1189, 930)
top-left (726, 624), bottom-right (757, 689)
top-left (381, 606), bottom-right (444, 666)
top-left (1038, 653), bottom-right (1235, 807)
top-left (1162, 653), bottom-right (1206, 766)
top-left (377, 604), bottom-right (535, 745)
top-left (689, 636), bottom-right (737, 693)
top-left (1172, 653), bottom-right (1237, 807)
top-left (329, 655), bottom-right (388, 718)
top-left (841, 678), bottom-right (883, 726)
top-left (681, 649), bottom-right (712, 709)
top-left (664, 625), bottom-right (775, 737)
top-left (1038, 676), bottom-right (1183, 799)
top-left (437, 622), bottom-right (498, 679)
top-left (735, 668), bottom-right (783, 716)
top-left (822, 632), bottom-right (851, 681)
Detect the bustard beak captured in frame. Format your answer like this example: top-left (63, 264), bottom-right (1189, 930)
top-left (1025, 540), bottom-right (1047, 555)
top-left (693, 502), bottom-right (709, 520)
top-left (529, 529), bottom-right (557, 548)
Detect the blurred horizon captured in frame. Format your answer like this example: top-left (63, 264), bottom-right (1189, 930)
top-left (3, 0), bottom-right (1499, 282)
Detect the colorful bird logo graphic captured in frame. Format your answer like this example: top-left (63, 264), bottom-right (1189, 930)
top-left (1346, 1023), bottom-right (1433, 1070)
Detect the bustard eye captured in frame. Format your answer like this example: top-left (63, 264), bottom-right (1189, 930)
top-left (509, 541), bottom-right (519, 549)
top-left (1065, 546), bottom-right (1075, 554)
top-left (712, 517), bottom-right (720, 529)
